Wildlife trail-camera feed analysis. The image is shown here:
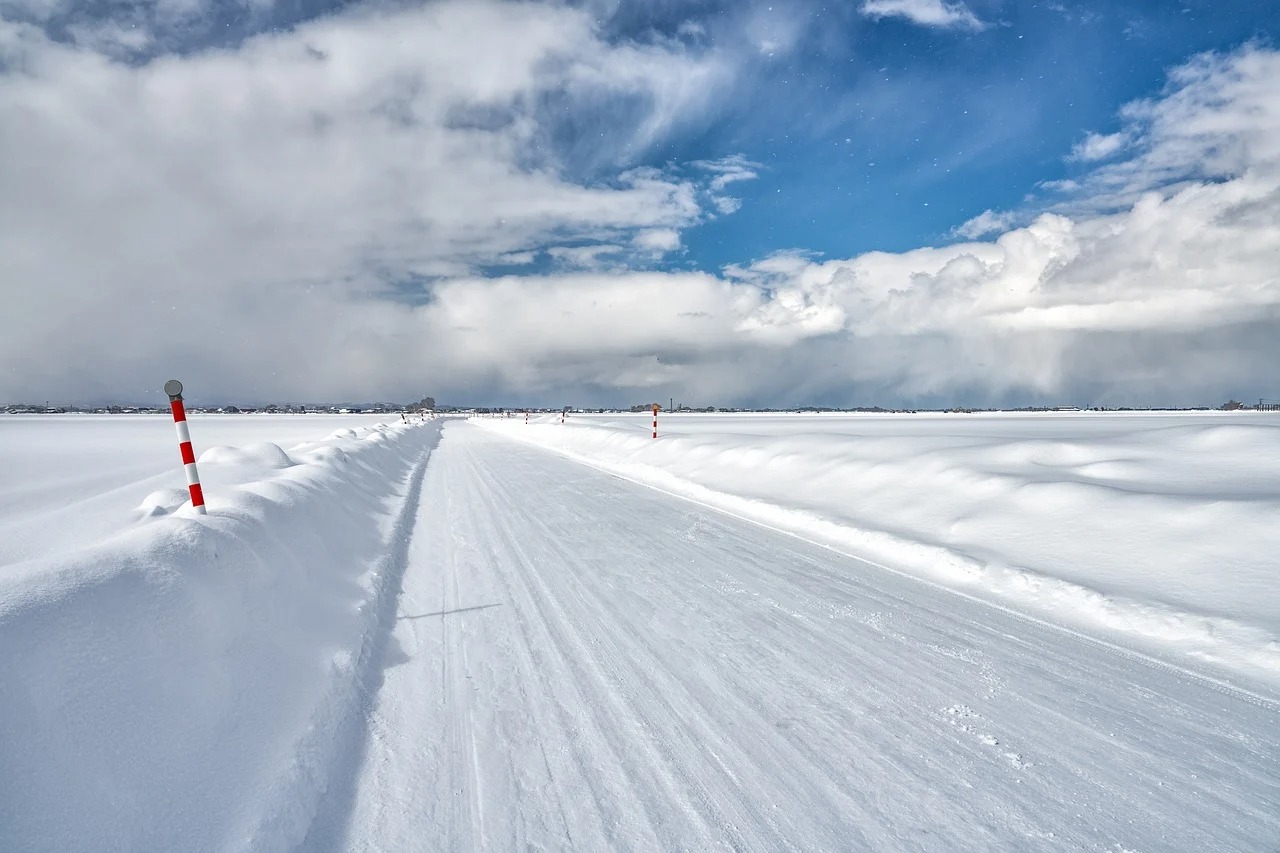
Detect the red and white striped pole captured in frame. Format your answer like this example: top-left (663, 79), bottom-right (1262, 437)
top-left (652, 403), bottom-right (659, 439)
top-left (165, 379), bottom-right (206, 515)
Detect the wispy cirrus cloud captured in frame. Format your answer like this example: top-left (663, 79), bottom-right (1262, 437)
top-left (692, 154), bottom-right (760, 215)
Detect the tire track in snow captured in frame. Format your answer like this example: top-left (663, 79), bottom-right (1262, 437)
top-left (465, 443), bottom-right (859, 850)
top-left (535, 439), bottom-right (1280, 715)
top-left (459, 424), bottom-right (1280, 850)
top-left (457, 438), bottom-right (702, 849)
top-left (330, 422), bottom-right (1280, 851)
top-left (462, 434), bottom-right (1015, 847)
top-left (439, 477), bottom-right (486, 849)
top-left (463, 435), bottom-right (1056, 848)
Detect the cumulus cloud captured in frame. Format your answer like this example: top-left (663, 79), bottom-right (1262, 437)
top-left (1057, 46), bottom-right (1280, 213)
top-left (721, 45), bottom-right (1280, 404)
top-left (425, 44), bottom-right (1280, 407)
top-left (860, 0), bottom-right (986, 31)
top-left (2, 2), bottom-right (1279, 409)
top-left (0, 1), bottom-right (738, 402)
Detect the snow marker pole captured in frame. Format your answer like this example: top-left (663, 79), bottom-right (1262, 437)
top-left (164, 379), bottom-right (206, 515)
top-left (652, 403), bottom-right (659, 439)
top-left (525, 410), bottom-right (529, 425)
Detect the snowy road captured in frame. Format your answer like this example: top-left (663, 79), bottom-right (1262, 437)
top-left (308, 421), bottom-right (1280, 851)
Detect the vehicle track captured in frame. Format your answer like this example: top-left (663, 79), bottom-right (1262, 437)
top-left (324, 422), bottom-right (1280, 852)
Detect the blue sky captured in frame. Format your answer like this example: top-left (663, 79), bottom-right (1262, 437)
top-left (610, 0), bottom-right (1280, 268)
top-left (3, 0), bottom-right (1280, 406)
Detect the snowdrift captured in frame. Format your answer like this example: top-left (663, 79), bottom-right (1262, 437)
top-left (478, 413), bottom-right (1280, 692)
top-left (0, 419), bottom-right (442, 851)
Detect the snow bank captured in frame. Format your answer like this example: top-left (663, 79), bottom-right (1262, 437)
top-left (0, 413), bottom-right (397, 568)
top-left (0, 419), bottom-right (443, 851)
top-left (477, 412), bottom-right (1280, 691)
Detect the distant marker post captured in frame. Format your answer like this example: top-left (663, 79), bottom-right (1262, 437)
top-left (164, 379), bottom-right (206, 515)
top-left (652, 403), bottom-right (660, 439)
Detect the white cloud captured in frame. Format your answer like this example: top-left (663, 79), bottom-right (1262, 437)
top-left (1058, 46), bottom-right (1280, 212)
top-left (494, 250), bottom-right (538, 266)
top-left (0, 1), bottom-right (743, 402)
top-left (546, 244), bottom-right (626, 269)
top-left (1069, 131), bottom-right (1129, 162)
top-left (693, 154), bottom-right (760, 218)
top-left (953, 209), bottom-right (1016, 239)
top-left (2, 7), bottom-right (1279, 408)
top-left (694, 154), bottom-right (760, 192)
top-left (411, 44), bottom-right (1280, 406)
top-left (633, 228), bottom-right (682, 254)
top-left (860, 0), bottom-right (986, 31)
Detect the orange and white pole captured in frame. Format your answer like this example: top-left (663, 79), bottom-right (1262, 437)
top-left (652, 403), bottom-right (659, 439)
top-left (164, 379), bottom-right (206, 515)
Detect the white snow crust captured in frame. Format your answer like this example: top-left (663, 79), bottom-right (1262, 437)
top-left (479, 411), bottom-right (1280, 690)
top-left (0, 414), bottom-right (442, 850)
top-left (2, 412), bottom-right (1278, 851)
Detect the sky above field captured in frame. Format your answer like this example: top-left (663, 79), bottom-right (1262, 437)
top-left (2, 0), bottom-right (1279, 407)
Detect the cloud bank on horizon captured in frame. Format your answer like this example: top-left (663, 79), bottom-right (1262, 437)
top-left (2, 0), bottom-right (1278, 407)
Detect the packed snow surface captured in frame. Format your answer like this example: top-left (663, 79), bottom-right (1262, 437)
top-left (479, 411), bottom-right (1280, 691)
top-left (2, 413), bottom-right (1278, 850)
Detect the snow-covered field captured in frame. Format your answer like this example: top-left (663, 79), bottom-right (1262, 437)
top-left (0, 414), bottom-right (443, 850)
top-left (2, 412), bottom-right (1278, 850)
top-left (0, 414), bottom-right (400, 566)
top-left (479, 411), bottom-right (1280, 692)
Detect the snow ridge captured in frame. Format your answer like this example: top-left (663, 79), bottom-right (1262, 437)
top-left (0, 419), bottom-right (442, 852)
top-left (246, 433), bottom-right (438, 851)
top-left (294, 435), bottom-right (438, 851)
